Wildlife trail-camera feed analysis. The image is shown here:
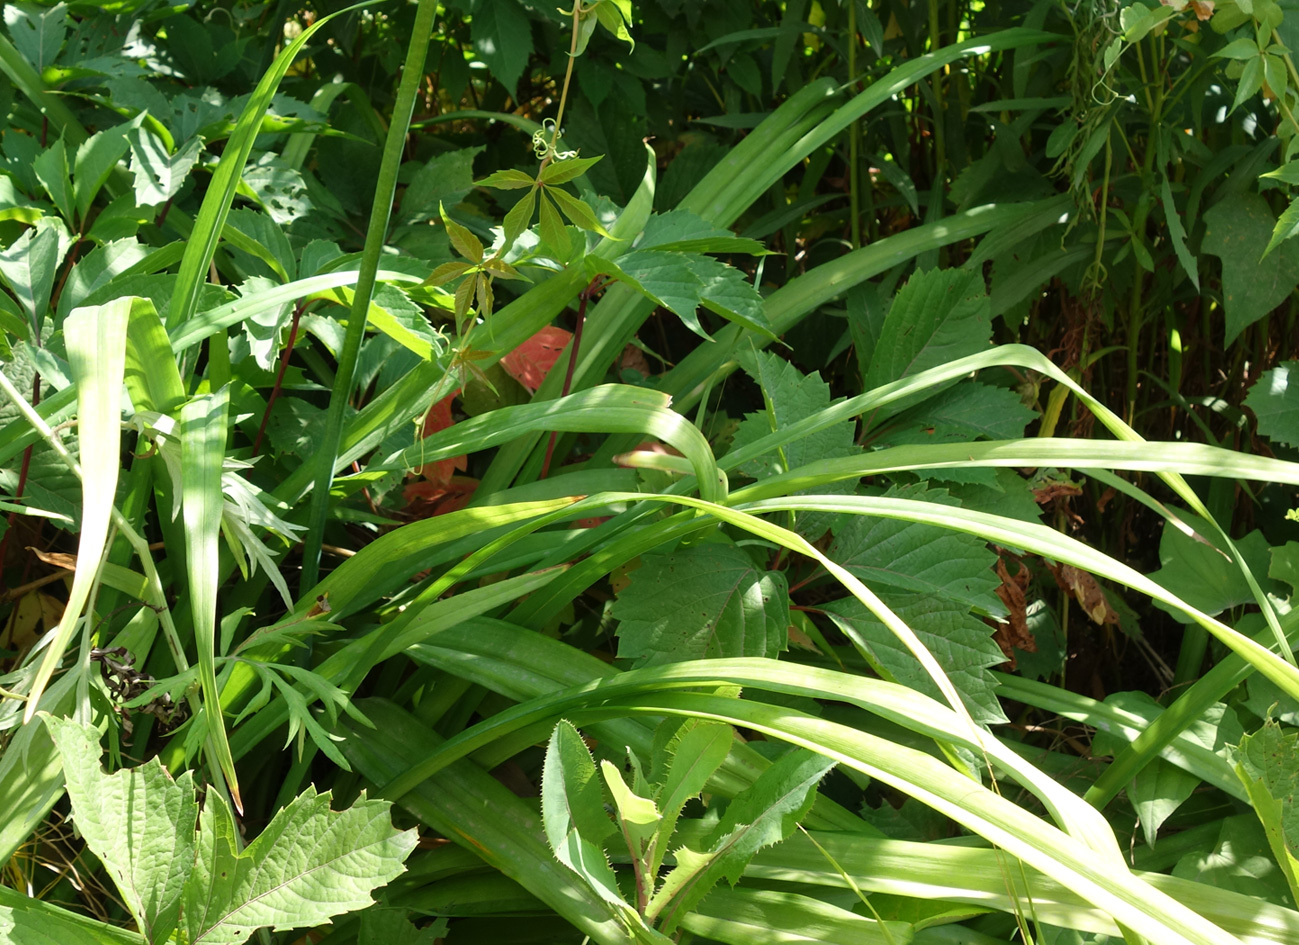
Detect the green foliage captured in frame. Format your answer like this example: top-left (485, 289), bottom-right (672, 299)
top-left (1, 0), bottom-right (1299, 943)
top-left (42, 714), bottom-right (415, 944)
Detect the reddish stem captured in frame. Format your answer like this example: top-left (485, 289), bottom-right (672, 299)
top-left (539, 277), bottom-right (603, 479)
top-left (0, 375), bottom-right (41, 644)
top-left (252, 302), bottom-right (305, 456)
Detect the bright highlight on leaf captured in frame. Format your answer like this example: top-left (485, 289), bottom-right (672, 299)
top-left (43, 715), bottom-right (416, 945)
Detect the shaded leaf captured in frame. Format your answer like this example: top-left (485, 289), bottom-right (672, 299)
top-left (1203, 193), bottom-right (1299, 344)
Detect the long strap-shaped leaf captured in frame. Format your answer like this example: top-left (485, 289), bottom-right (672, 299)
top-left (376, 655), bottom-right (1236, 945)
top-left (298, 0), bottom-right (440, 590)
top-left (370, 384), bottom-right (726, 503)
top-left (168, 0), bottom-right (376, 333)
top-left (739, 494), bottom-right (1299, 705)
top-left (24, 299), bottom-right (129, 721)
top-left (180, 389), bottom-right (241, 811)
top-left (686, 341), bottom-right (1293, 666)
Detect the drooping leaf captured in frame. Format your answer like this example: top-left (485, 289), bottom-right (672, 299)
top-left (44, 716), bottom-right (196, 945)
top-left (822, 592), bottom-right (1009, 724)
top-left (612, 542), bottom-right (790, 666)
top-left (24, 298), bottom-right (128, 720)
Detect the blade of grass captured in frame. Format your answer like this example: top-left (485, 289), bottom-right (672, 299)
top-left (179, 389), bottom-right (241, 812)
top-left (24, 298), bottom-right (130, 721)
top-left (299, 0), bottom-right (440, 592)
top-left (168, 0), bottom-right (378, 350)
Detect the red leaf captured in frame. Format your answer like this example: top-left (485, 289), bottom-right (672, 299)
top-left (500, 325), bottom-right (573, 393)
top-left (403, 476), bottom-right (479, 517)
top-left (415, 390), bottom-right (467, 486)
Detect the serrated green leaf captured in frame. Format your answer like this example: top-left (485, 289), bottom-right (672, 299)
top-left (543, 720), bottom-right (617, 851)
top-left (612, 543), bottom-right (789, 666)
top-left (541, 721), bottom-right (628, 910)
top-left (1263, 195), bottom-right (1299, 260)
top-left (690, 256), bottom-right (775, 339)
top-left (657, 750), bottom-right (835, 932)
top-left (1234, 56), bottom-right (1266, 111)
top-left (538, 192), bottom-right (571, 257)
top-left (548, 184), bottom-right (614, 236)
top-left (184, 787), bottom-right (416, 944)
top-left (477, 168), bottom-right (537, 190)
top-left (57, 238), bottom-right (151, 322)
top-left (33, 136), bottom-right (73, 223)
top-left (863, 268), bottom-right (992, 391)
top-left (224, 207), bottom-right (295, 283)
top-left (1246, 361), bottom-right (1299, 447)
top-left (827, 482), bottom-right (1003, 614)
top-left (3, 1), bottom-right (66, 72)
top-left (637, 209), bottom-right (767, 255)
top-left (44, 716), bottom-right (197, 945)
top-left (586, 249), bottom-right (712, 338)
top-left (502, 186), bottom-right (538, 250)
top-left (823, 593), bottom-right (1009, 724)
top-left (441, 201), bottom-right (483, 263)
top-left (540, 155), bottom-right (604, 186)
top-left (729, 349), bottom-right (859, 481)
top-left (652, 722), bottom-right (732, 876)
top-left (1214, 36), bottom-right (1262, 58)
top-left (1235, 720), bottom-right (1299, 905)
top-left (426, 260), bottom-right (473, 286)
top-left (401, 146), bottom-right (482, 224)
top-left (0, 221), bottom-right (63, 328)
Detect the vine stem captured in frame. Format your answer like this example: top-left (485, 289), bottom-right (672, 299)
top-left (252, 301), bottom-right (305, 456)
top-left (539, 1), bottom-right (584, 174)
